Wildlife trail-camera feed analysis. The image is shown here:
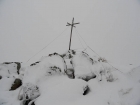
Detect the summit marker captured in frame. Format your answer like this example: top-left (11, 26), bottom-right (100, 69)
top-left (66, 18), bottom-right (80, 50)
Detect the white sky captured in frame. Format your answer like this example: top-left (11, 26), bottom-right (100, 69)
top-left (0, 0), bottom-right (140, 66)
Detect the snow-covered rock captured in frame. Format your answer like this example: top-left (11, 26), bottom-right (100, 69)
top-left (22, 54), bottom-right (67, 85)
top-left (0, 62), bottom-right (20, 78)
top-left (0, 62), bottom-right (22, 91)
top-left (71, 52), bottom-right (95, 81)
top-left (0, 52), bottom-right (140, 105)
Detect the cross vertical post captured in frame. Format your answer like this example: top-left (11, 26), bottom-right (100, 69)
top-left (66, 18), bottom-right (80, 50)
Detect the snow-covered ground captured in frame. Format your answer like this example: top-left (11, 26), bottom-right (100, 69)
top-left (0, 0), bottom-right (140, 105)
top-left (0, 51), bottom-right (140, 105)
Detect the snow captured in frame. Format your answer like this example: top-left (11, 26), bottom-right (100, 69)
top-left (23, 55), bottom-right (66, 85)
top-left (0, 89), bottom-right (20, 105)
top-left (0, 0), bottom-right (140, 104)
top-left (36, 75), bottom-right (87, 105)
top-left (0, 77), bottom-right (15, 91)
top-left (0, 63), bottom-right (18, 78)
top-left (0, 63), bottom-right (19, 91)
top-left (0, 52), bottom-right (140, 105)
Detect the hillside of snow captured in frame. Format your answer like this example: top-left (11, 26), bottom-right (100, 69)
top-left (0, 51), bottom-right (140, 105)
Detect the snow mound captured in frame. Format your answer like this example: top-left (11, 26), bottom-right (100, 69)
top-left (71, 51), bottom-right (117, 82)
top-left (0, 77), bottom-right (15, 91)
top-left (0, 62), bottom-right (21, 91)
top-left (0, 89), bottom-right (20, 105)
top-left (71, 52), bottom-right (95, 80)
top-left (36, 75), bottom-right (88, 105)
top-left (0, 62), bottom-right (20, 78)
top-left (23, 54), bottom-right (66, 85)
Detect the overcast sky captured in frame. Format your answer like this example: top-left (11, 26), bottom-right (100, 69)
top-left (0, 0), bottom-right (140, 66)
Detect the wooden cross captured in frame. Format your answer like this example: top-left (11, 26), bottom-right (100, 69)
top-left (66, 18), bottom-right (80, 50)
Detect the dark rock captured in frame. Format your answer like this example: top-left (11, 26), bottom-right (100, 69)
top-left (69, 54), bottom-right (72, 59)
top-left (90, 58), bottom-right (94, 64)
top-left (49, 54), bottom-right (53, 56)
top-left (22, 99), bottom-right (35, 105)
top-left (80, 74), bottom-right (96, 82)
top-left (60, 54), bottom-right (66, 58)
top-left (27, 100), bottom-right (35, 105)
top-left (3, 62), bottom-right (12, 64)
top-left (83, 85), bottom-right (90, 95)
top-left (10, 78), bottom-right (22, 90)
top-left (3, 62), bottom-right (21, 74)
top-left (14, 62), bottom-right (21, 74)
top-left (66, 69), bottom-right (75, 79)
top-left (35, 61), bottom-right (40, 64)
top-left (82, 51), bottom-right (89, 56)
top-left (72, 50), bottom-right (76, 55)
top-left (50, 66), bottom-right (61, 72)
top-left (70, 61), bottom-right (72, 64)
top-left (98, 57), bottom-right (107, 63)
top-left (30, 61), bottom-right (40, 66)
top-left (54, 52), bottom-right (58, 55)
top-left (30, 64), bottom-right (34, 66)
top-left (0, 75), bottom-right (2, 79)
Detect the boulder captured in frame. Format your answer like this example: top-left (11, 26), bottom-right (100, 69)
top-left (10, 78), bottom-right (22, 90)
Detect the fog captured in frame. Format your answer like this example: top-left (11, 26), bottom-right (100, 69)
top-left (0, 0), bottom-right (140, 66)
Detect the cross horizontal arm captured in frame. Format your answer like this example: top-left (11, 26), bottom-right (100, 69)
top-left (67, 22), bottom-right (71, 25)
top-left (66, 24), bottom-right (71, 26)
top-left (74, 23), bottom-right (80, 25)
top-left (66, 24), bottom-right (76, 27)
